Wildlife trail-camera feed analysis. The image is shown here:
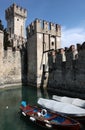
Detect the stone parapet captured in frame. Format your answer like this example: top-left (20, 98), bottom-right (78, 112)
top-left (5, 3), bottom-right (27, 20)
top-left (26, 19), bottom-right (61, 37)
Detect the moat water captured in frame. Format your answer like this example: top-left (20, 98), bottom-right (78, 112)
top-left (0, 85), bottom-right (85, 130)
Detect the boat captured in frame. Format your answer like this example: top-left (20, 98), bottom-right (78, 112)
top-left (20, 101), bottom-right (80, 130)
top-left (52, 95), bottom-right (85, 109)
top-left (37, 97), bottom-right (85, 123)
top-left (52, 95), bottom-right (85, 122)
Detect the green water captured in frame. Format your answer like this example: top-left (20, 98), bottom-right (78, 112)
top-left (0, 85), bottom-right (85, 130)
top-left (0, 86), bottom-right (51, 130)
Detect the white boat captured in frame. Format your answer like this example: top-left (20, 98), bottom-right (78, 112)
top-left (52, 95), bottom-right (85, 109)
top-left (37, 97), bottom-right (85, 123)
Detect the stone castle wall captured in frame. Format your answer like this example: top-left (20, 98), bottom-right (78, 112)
top-left (0, 31), bottom-right (22, 86)
top-left (0, 49), bottom-right (22, 86)
top-left (47, 43), bottom-right (85, 99)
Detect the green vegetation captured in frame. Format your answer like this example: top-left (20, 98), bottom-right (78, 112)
top-left (0, 19), bottom-right (11, 50)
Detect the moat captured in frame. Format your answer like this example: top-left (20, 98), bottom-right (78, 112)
top-left (0, 85), bottom-right (50, 130)
top-left (0, 85), bottom-right (85, 130)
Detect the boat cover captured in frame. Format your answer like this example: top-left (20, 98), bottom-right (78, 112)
top-left (37, 98), bottom-right (85, 116)
top-left (52, 95), bottom-right (85, 108)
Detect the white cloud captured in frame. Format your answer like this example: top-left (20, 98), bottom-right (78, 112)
top-left (61, 26), bottom-right (85, 48)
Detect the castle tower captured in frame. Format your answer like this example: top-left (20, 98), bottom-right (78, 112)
top-left (5, 3), bottom-right (27, 48)
top-left (27, 19), bottom-right (61, 88)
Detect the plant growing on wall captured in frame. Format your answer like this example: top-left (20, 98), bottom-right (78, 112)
top-left (0, 19), bottom-right (4, 31)
top-left (0, 19), bottom-right (11, 50)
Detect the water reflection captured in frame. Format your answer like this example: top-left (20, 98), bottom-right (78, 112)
top-left (21, 85), bottom-right (37, 105)
top-left (37, 87), bottom-right (49, 99)
top-left (21, 85), bottom-right (50, 104)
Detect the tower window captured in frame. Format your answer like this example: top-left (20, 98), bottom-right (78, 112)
top-left (52, 42), bottom-right (54, 46)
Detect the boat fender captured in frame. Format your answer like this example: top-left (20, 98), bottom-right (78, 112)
top-left (30, 117), bottom-right (36, 122)
top-left (45, 123), bottom-right (52, 128)
top-left (21, 101), bottom-right (26, 107)
top-left (41, 109), bottom-right (47, 117)
top-left (44, 120), bottom-right (50, 123)
top-left (22, 112), bottom-right (26, 116)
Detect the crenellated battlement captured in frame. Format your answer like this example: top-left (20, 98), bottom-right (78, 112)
top-left (26, 18), bottom-right (61, 37)
top-left (5, 3), bottom-right (27, 20)
top-left (77, 42), bottom-right (85, 51)
top-left (62, 42), bottom-right (85, 53)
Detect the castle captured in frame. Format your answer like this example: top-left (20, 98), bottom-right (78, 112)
top-left (0, 3), bottom-right (61, 87)
top-left (0, 3), bottom-right (85, 99)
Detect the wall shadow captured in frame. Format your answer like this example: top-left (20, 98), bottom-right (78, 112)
top-left (20, 43), bottom-right (28, 86)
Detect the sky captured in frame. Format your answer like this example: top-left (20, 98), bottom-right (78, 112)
top-left (0, 0), bottom-right (85, 48)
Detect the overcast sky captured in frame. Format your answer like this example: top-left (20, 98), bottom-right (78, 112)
top-left (0, 0), bottom-right (85, 48)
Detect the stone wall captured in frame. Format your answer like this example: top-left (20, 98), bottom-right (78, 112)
top-left (47, 44), bottom-right (85, 99)
top-left (0, 48), bottom-right (21, 86)
top-left (0, 31), bottom-right (22, 86)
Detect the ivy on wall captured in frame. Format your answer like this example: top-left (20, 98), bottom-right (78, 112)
top-left (0, 19), bottom-right (11, 50)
